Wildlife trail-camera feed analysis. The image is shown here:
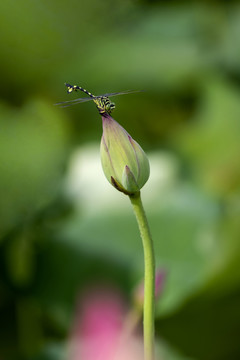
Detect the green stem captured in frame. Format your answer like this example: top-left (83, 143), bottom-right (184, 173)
top-left (129, 191), bottom-right (155, 360)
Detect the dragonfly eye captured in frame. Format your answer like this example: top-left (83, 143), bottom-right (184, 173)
top-left (105, 102), bottom-right (115, 114)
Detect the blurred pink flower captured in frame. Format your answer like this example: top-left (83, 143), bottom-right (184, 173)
top-left (69, 287), bottom-right (144, 360)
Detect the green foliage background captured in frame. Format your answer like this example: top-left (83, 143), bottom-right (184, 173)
top-left (1, 1), bottom-right (240, 359)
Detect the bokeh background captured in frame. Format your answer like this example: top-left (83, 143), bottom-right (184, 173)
top-left (1, 0), bottom-right (240, 359)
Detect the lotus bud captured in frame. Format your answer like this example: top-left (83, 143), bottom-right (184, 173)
top-left (100, 114), bottom-right (150, 195)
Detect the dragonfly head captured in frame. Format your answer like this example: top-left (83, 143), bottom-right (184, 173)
top-left (93, 97), bottom-right (115, 115)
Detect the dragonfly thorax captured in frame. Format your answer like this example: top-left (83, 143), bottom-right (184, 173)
top-left (93, 97), bottom-right (115, 115)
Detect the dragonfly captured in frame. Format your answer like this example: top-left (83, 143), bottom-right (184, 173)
top-left (55, 83), bottom-right (141, 115)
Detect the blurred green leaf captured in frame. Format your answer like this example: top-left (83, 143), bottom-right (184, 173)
top-left (157, 281), bottom-right (240, 360)
top-left (0, 99), bottom-right (69, 238)
top-left (173, 76), bottom-right (240, 196)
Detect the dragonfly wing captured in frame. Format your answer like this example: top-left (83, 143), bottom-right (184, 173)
top-left (54, 97), bottom-right (95, 107)
top-left (101, 90), bottom-right (143, 97)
